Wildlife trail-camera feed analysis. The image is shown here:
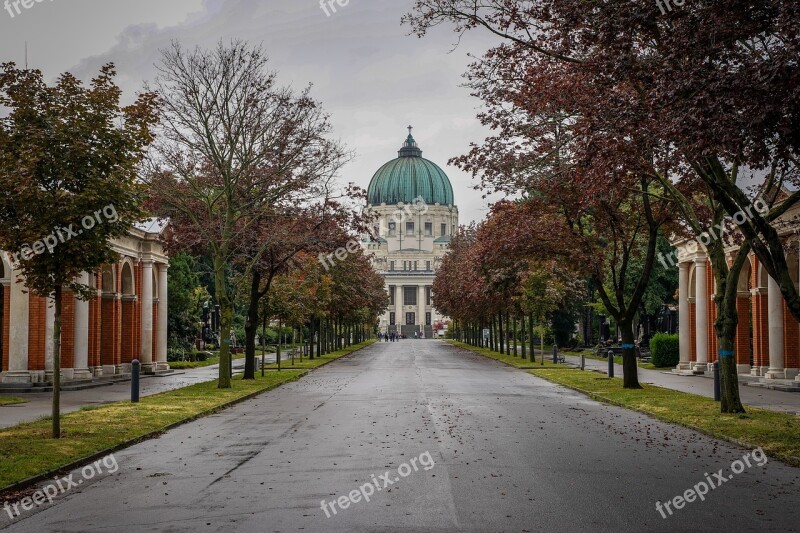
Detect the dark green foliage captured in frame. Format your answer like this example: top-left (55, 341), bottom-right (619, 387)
top-left (650, 333), bottom-right (679, 368)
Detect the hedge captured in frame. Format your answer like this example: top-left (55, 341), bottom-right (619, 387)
top-left (650, 333), bottom-right (679, 368)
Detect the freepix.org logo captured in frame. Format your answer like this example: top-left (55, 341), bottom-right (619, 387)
top-left (4, 0), bottom-right (55, 19)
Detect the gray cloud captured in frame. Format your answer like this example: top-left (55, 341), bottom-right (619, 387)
top-left (1, 0), bottom-right (504, 223)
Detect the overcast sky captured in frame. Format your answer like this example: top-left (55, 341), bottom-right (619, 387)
top-left (0, 0), bottom-right (503, 224)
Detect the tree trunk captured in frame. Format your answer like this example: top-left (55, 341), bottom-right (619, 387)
top-left (529, 313), bottom-right (534, 361)
top-left (512, 315), bottom-right (518, 357)
top-left (243, 270), bottom-right (261, 380)
top-left (619, 320), bottom-right (641, 389)
top-left (52, 285), bottom-right (63, 439)
top-left (505, 309), bottom-right (511, 356)
top-left (521, 315), bottom-right (527, 360)
top-left (498, 312), bottom-right (505, 354)
top-left (213, 253), bottom-right (232, 388)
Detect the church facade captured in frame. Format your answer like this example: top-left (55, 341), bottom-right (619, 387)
top-left (364, 128), bottom-right (458, 337)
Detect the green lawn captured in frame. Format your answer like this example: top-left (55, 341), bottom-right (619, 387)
top-left (0, 397), bottom-right (26, 406)
top-left (571, 350), bottom-right (658, 370)
top-left (529, 368), bottom-right (800, 467)
top-left (169, 354), bottom-right (239, 369)
top-left (446, 340), bottom-right (566, 369)
top-left (0, 340), bottom-right (374, 491)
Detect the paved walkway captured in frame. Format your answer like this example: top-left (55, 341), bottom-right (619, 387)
top-left (2, 339), bottom-right (797, 532)
top-left (0, 352), bottom-right (293, 429)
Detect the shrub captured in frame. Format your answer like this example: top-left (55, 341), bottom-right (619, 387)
top-left (650, 333), bottom-right (679, 368)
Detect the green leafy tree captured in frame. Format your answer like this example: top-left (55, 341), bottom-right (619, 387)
top-left (0, 63), bottom-right (158, 438)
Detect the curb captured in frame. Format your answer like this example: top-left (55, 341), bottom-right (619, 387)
top-left (0, 341), bottom-right (376, 496)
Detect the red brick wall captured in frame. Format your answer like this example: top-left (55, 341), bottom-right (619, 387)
top-left (121, 299), bottom-right (136, 364)
top-left (100, 297), bottom-right (117, 367)
top-left (2, 287), bottom-right (9, 371)
top-left (689, 302), bottom-right (697, 361)
top-left (61, 292), bottom-right (75, 369)
top-left (735, 298), bottom-right (751, 365)
top-left (752, 294), bottom-right (769, 368)
top-left (28, 295), bottom-right (46, 371)
top-left (89, 282), bottom-right (101, 368)
top-left (152, 302), bottom-right (158, 358)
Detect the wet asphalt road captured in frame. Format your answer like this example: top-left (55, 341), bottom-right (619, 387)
top-left (2, 340), bottom-right (799, 532)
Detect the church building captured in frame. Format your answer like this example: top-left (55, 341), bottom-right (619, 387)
top-left (364, 128), bottom-right (458, 337)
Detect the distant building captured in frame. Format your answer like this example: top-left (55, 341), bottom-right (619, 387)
top-left (364, 128), bottom-right (458, 338)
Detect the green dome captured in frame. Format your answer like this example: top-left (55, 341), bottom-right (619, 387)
top-left (367, 128), bottom-right (455, 206)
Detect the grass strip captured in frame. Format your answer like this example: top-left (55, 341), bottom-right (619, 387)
top-left (169, 355), bottom-right (241, 369)
top-left (528, 367), bottom-right (800, 467)
top-left (0, 340), bottom-right (375, 491)
top-left (263, 340), bottom-right (376, 370)
top-left (445, 340), bottom-right (567, 369)
top-left (0, 397), bottom-right (26, 406)
top-left (572, 351), bottom-right (658, 370)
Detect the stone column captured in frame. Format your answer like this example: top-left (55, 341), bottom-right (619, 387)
top-left (4, 270), bottom-right (30, 383)
top-left (140, 259), bottom-right (154, 372)
top-left (678, 262), bottom-right (692, 371)
top-left (156, 263), bottom-right (169, 370)
top-left (73, 272), bottom-right (92, 380)
top-left (418, 285), bottom-right (426, 337)
top-left (395, 286), bottom-right (403, 333)
top-left (766, 274), bottom-right (785, 379)
top-left (693, 258), bottom-right (709, 373)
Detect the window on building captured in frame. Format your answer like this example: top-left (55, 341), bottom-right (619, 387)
top-left (426, 286), bottom-right (431, 306)
top-left (440, 223), bottom-right (446, 236)
top-left (405, 312), bottom-right (416, 325)
top-left (389, 312), bottom-right (396, 326)
top-left (426, 312), bottom-right (432, 326)
top-left (388, 222), bottom-right (396, 236)
top-left (406, 221), bottom-right (415, 234)
top-left (389, 286), bottom-right (395, 305)
top-left (390, 261), bottom-right (395, 271)
top-left (404, 286), bottom-right (417, 306)
top-left (425, 222), bottom-right (433, 236)
top-left (425, 261), bottom-right (431, 271)
top-left (452, 224), bottom-right (456, 235)
top-left (414, 261), bottom-right (418, 271)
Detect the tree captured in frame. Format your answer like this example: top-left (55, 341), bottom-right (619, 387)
top-left (167, 253), bottom-right (209, 351)
top-left (0, 63), bottom-right (158, 437)
top-left (406, 0), bottom-right (800, 409)
top-left (147, 41), bottom-right (349, 388)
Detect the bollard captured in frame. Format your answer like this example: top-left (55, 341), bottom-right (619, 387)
top-left (552, 344), bottom-right (558, 364)
top-left (261, 351), bottom-right (265, 377)
top-left (607, 350), bottom-right (614, 378)
top-left (131, 359), bottom-right (140, 403)
top-left (581, 353), bottom-right (585, 371)
top-left (713, 361), bottom-right (720, 401)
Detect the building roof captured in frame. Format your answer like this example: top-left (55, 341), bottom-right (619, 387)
top-left (366, 127), bottom-right (455, 207)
